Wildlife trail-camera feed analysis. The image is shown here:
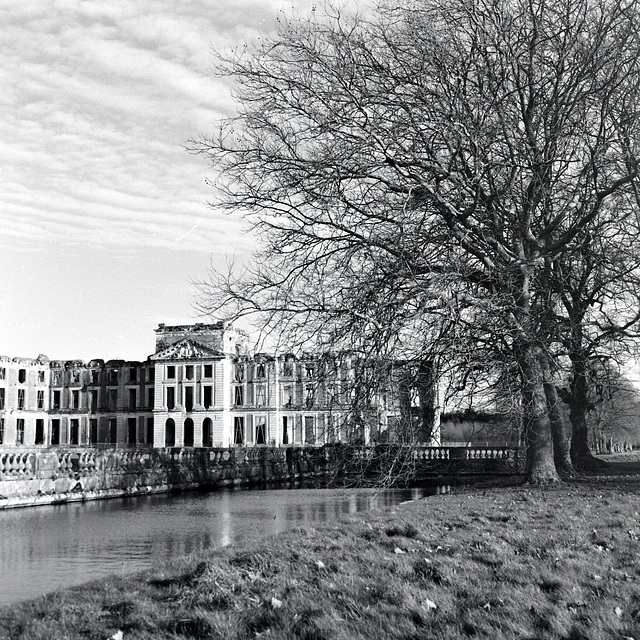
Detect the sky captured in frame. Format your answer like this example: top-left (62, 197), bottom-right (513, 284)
top-left (0, 0), bottom-right (314, 362)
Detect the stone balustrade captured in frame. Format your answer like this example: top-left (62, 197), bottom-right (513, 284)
top-left (0, 444), bottom-right (522, 509)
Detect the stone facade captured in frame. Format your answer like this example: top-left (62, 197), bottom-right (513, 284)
top-left (0, 322), bottom-right (441, 449)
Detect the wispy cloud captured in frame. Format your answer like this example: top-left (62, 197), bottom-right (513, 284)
top-left (0, 0), bottom-right (310, 254)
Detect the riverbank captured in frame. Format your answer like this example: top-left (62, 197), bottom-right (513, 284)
top-left (2, 458), bottom-right (640, 639)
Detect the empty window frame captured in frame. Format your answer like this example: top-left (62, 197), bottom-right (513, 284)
top-left (129, 367), bottom-right (138, 382)
top-left (37, 370), bottom-right (45, 383)
top-left (255, 416), bottom-right (267, 445)
top-left (281, 384), bottom-right (294, 407)
top-left (234, 385), bottom-right (244, 406)
top-left (146, 417), bottom-right (154, 445)
top-left (91, 389), bottom-right (99, 411)
top-left (165, 418), bottom-right (175, 447)
top-left (37, 389), bottom-right (44, 409)
top-left (0, 388), bottom-right (5, 410)
top-left (128, 388), bottom-right (137, 409)
top-left (185, 365), bottom-right (194, 380)
top-left (18, 369), bottom-right (26, 384)
top-left (234, 364), bottom-right (244, 383)
top-left (304, 384), bottom-right (315, 408)
top-left (16, 419), bottom-right (25, 445)
top-left (35, 419), bottom-right (45, 445)
top-left (255, 384), bottom-right (267, 407)
top-left (0, 418), bottom-right (4, 444)
top-left (255, 363), bottom-right (266, 379)
top-left (305, 416), bottom-right (316, 444)
top-left (203, 364), bottom-right (213, 378)
top-left (108, 369), bottom-right (118, 384)
top-left (166, 387), bottom-right (176, 411)
top-left (166, 365), bottom-right (176, 380)
top-left (89, 419), bottom-right (98, 444)
top-left (91, 369), bottom-right (100, 385)
top-left (183, 418), bottom-right (194, 447)
top-left (70, 370), bottom-right (80, 384)
top-left (71, 389), bottom-right (80, 409)
top-left (108, 389), bottom-right (117, 410)
top-left (128, 417), bottom-right (137, 444)
top-left (70, 419), bottom-right (79, 445)
top-left (203, 417), bottom-right (213, 447)
top-left (109, 419), bottom-right (117, 444)
top-left (0, 367), bottom-right (5, 380)
top-left (17, 388), bottom-right (25, 410)
top-left (203, 385), bottom-right (213, 409)
top-left (147, 388), bottom-right (154, 408)
top-left (184, 386), bottom-right (194, 412)
top-left (52, 390), bottom-right (61, 410)
top-left (233, 416), bottom-right (244, 445)
top-left (51, 419), bottom-right (60, 446)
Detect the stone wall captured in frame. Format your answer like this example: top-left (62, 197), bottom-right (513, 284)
top-left (0, 444), bottom-right (523, 509)
top-left (0, 447), bottom-right (321, 509)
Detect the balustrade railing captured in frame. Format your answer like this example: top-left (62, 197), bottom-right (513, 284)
top-left (0, 444), bottom-right (523, 482)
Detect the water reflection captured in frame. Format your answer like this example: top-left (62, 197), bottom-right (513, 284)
top-left (0, 485), bottom-right (434, 606)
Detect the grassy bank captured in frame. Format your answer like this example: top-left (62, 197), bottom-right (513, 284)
top-left (2, 463), bottom-right (640, 639)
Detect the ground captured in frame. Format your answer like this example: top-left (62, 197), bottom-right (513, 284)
top-left (2, 455), bottom-right (640, 640)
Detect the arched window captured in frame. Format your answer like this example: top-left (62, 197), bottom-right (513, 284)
top-left (203, 418), bottom-right (213, 448)
top-left (183, 418), bottom-right (194, 447)
top-left (165, 418), bottom-right (175, 448)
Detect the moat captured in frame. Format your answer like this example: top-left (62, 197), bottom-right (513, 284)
top-left (0, 485), bottom-right (430, 606)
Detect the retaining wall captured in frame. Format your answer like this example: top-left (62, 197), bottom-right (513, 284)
top-left (0, 445), bottom-right (523, 509)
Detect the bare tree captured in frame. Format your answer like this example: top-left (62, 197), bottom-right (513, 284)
top-left (193, 0), bottom-right (640, 483)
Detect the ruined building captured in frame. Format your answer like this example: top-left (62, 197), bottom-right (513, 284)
top-left (0, 323), bottom-right (441, 448)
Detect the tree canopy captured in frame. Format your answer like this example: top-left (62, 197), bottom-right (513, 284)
top-left (194, 0), bottom-right (640, 483)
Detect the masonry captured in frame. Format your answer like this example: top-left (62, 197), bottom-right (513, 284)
top-left (0, 446), bottom-right (324, 509)
top-left (0, 321), bottom-right (443, 452)
top-left (0, 443), bottom-right (522, 509)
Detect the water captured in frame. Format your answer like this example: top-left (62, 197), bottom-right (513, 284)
top-left (0, 485), bottom-right (431, 606)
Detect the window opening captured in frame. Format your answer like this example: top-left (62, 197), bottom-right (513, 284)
top-left (203, 417), bottom-right (213, 447)
top-left (70, 419), bottom-right (79, 445)
top-left (35, 419), bottom-right (45, 445)
top-left (51, 419), bottom-right (60, 445)
top-left (233, 416), bottom-right (244, 445)
top-left (166, 387), bottom-right (175, 410)
top-left (165, 418), bottom-right (175, 447)
top-left (183, 418), bottom-right (194, 447)
top-left (185, 386), bottom-right (194, 412)
top-left (255, 417), bottom-right (267, 445)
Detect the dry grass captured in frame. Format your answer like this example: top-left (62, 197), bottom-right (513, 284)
top-left (2, 460), bottom-right (640, 639)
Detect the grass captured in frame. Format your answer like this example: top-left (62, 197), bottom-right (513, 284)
top-left (2, 458), bottom-right (640, 639)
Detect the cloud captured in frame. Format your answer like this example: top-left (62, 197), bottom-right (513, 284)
top-left (0, 0), bottom-right (314, 255)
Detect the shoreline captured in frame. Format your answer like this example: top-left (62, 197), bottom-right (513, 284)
top-left (2, 462), bottom-right (640, 640)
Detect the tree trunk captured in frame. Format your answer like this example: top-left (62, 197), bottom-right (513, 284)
top-left (541, 355), bottom-right (574, 477)
top-left (521, 345), bottom-right (560, 484)
top-left (416, 357), bottom-right (437, 444)
top-left (568, 351), bottom-right (601, 468)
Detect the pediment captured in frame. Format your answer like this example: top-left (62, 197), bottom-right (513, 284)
top-left (151, 338), bottom-right (224, 361)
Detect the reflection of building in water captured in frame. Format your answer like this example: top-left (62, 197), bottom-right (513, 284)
top-left (0, 322), bottom-right (441, 449)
